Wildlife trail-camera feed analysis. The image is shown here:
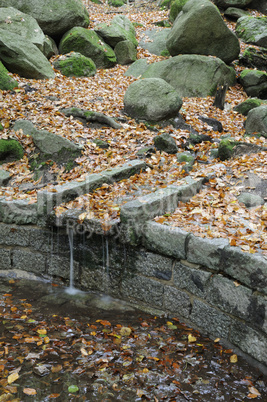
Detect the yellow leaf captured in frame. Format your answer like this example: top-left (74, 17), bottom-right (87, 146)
top-left (214, 338), bottom-right (220, 343)
top-left (143, 368), bottom-right (149, 373)
top-left (188, 334), bottom-right (197, 343)
top-left (230, 354), bottom-right (238, 363)
top-left (8, 372), bottom-right (19, 384)
top-left (37, 329), bottom-right (47, 335)
top-left (80, 347), bottom-right (88, 356)
top-left (248, 386), bottom-right (261, 397)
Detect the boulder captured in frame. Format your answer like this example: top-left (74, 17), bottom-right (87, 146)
top-left (166, 0), bottom-right (240, 64)
top-left (114, 40), bottom-right (137, 65)
top-left (124, 78), bottom-right (183, 122)
top-left (236, 16), bottom-right (267, 48)
top-left (59, 27), bottom-right (116, 69)
top-left (0, 7), bottom-right (46, 51)
top-left (238, 192), bottom-right (264, 207)
top-left (139, 29), bottom-right (170, 56)
top-left (0, 60), bottom-right (18, 90)
top-left (239, 47), bottom-right (267, 71)
top-left (95, 15), bottom-right (137, 48)
top-left (0, 29), bottom-right (55, 79)
top-left (0, 0), bottom-right (90, 39)
top-left (239, 69), bottom-right (267, 98)
top-left (13, 119), bottom-right (82, 172)
top-left (141, 54), bottom-right (236, 98)
top-left (153, 133), bottom-right (178, 154)
top-left (124, 59), bottom-right (149, 78)
top-left (234, 98), bottom-right (262, 115)
top-left (214, 0), bottom-right (252, 8)
top-left (53, 52), bottom-right (96, 77)
top-left (224, 7), bottom-right (249, 19)
top-left (244, 105), bottom-right (267, 138)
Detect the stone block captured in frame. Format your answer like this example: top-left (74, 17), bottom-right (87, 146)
top-left (121, 275), bottom-right (164, 308)
top-left (164, 285), bottom-right (191, 318)
top-left (142, 221), bottom-right (188, 260)
top-left (190, 299), bottom-right (231, 338)
top-left (187, 235), bottom-right (229, 271)
top-left (134, 249), bottom-right (173, 280)
top-left (0, 198), bottom-right (38, 224)
top-left (230, 321), bottom-right (267, 365)
top-left (0, 223), bottom-right (31, 246)
top-left (220, 246), bottom-right (267, 295)
top-left (0, 249), bottom-right (11, 269)
top-left (206, 275), bottom-right (252, 320)
top-left (173, 262), bottom-right (211, 297)
top-left (30, 228), bottom-right (52, 252)
top-left (120, 178), bottom-right (204, 223)
top-left (47, 254), bottom-right (79, 281)
top-left (248, 294), bottom-right (267, 334)
top-left (12, 249), bottom-right (46, 274)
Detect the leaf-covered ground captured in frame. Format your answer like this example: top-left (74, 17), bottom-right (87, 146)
top-left (0, 1), bottom-right (266, 254)
top-left (0, 277), bottom-right (267, 401)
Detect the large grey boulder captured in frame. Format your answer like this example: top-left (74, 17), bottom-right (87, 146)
top-left (124, 78), bottom-right (183, 122)
top-left (0, 60), bottom-right (18, 90)
top-left (59, 27), bottom-right (116, 69)
top-left (0, 0), bottom-right (89, 39)
top-left (166, 0), bottom-right (240, 64)
top-left (139, 29), bottom-right (170, 56)
top-left (141, 55), bottom-right (236, 98)
top-left (124, 59), bottom-right (149, 78)
top-left (239, 47), bottom-right (267, 71)
top-left (95, 15), bottom-right (137, 48)
top-left (214, 0), bottom-right (252, 8)
top-left (236, 16), bottom-right (267, 48)
top-left (239, 69), bottom-right (267, 98)
top-left (244, 105), bottom-right (267, 138)
top-left (0, 7), bottom-right (46, 52)
top-left (0, 29), bottom-right (55, 79)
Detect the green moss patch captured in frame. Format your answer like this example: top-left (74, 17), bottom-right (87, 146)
top-left (0, 139), bottom-right (24, 164)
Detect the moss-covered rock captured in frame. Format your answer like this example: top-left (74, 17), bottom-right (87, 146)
top-left (95, 15), bottom-right (138, 49)
top-left (244, 105), bottom-right (267, 138)
top-left (0, 61), bottom-right (18, 91)
top-left (0, 139), bottom-right (24, 163)
top-left (235, 16), bottom-right (267, 48)
top-left (59, 27), bottom-right (116, 69)
top-left (169, 0), bottom-right (189, 23)
top-left (234, 98), bottom-right (262, 115)
top-left (239, 69), bottom-right (267, 99)
top-left (218, 138), bottom-right (238, 160)
top-left (239, 46), bottom-right (267, 71)
top-left (53, 52), bottom-right (96, 77)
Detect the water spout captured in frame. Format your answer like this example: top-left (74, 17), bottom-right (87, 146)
top-left (66, 228), bottom-right (79, 295)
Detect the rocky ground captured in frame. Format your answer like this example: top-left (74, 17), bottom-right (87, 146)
top-left (0, 1), bottom-right (266, 254)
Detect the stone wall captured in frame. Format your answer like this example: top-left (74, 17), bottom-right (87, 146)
top-left (0, 220), bottom-right (266, 367)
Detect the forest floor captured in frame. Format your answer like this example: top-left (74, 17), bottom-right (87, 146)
top-left (0, 1), bottom-right (266, 254)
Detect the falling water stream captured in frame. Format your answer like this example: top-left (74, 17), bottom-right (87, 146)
top-left (65, 228), bottom-right (79, 295)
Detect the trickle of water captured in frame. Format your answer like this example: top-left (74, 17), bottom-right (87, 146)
top-left (65, 228), bottom-right (79, 295)
top-left (105, 237), bottom-right (109, 274)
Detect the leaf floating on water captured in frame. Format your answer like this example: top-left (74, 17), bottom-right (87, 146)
top-left (68, 385), bottom-right (79, 393)
top-left (188, 334), bottom-right (197, 343)
top-left (7, 372), bottom-right (19, 384)
top-left (248, 386), bottom-right (261, 398)
top-left (230, 354), bottom-right (238, 363)
top-left (120, 326), bottom-right (132, 336)
top-left (23, 388), bottom-right (37, 395)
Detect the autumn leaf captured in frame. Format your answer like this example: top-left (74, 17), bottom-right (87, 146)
top-left (230, 354), bottom-right (238, 363)
top-left (188, 334), bottom-right (197, 343)
top-left (23, 388), bottom-right (37, 395)
top-left (120, 327), bottom-right (132, 336)
top-left (7, 372), bottom-right (19, 384)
